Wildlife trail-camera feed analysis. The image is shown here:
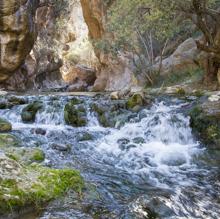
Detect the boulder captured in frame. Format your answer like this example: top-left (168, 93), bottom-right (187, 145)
top-left (77, 132), bottom-right (94, 141)
top-left (110, 91), bottom-right (119, 100)
top-left (0, 118), bottom-right (12, 132)
top-left (0, 154), bottom-right (83, 215)
top-left (126, 93), bottom-right (144, 110)
top-left (51, 143), bottom-right (71, 152)
top-left (189, 99), bottom-right (220, 147)
top-left (7, 96), bottom-right (27, 106)
top-left (64, 98), bottom-right (87, 127)
top-left (21, 101), bottom-right (43, 123)
top-left (153, 38), bottom-right (202, 76)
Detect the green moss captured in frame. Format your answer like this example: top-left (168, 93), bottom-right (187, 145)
top-left (0, 165), bottom-right (84, 214)
top-left (189, 106), bottom-right (220, 144)
top-left (176, 87), bottom-right (186, 95)
top-left (69, 97), bottom-right (83, 105)
top-left (206, 125), bottom-right (219, 141)
top-left (31, 149), bottom-right (45, 162)
top-left (0, 134), bottom-right (19, 147)
top-left (193, 90), bottom-right (204, 97)
top-left (0, 136), bottom-right (45, 164)
top-left (64, 100), bottom-right (87, 127)
top-left (78, 132), bottom-right (93, 141)
top-left (0, 118), bottom-right (12, 132)
top-left (21, 101), bottom-right (43, 123)
top-left (126, 93), bottom-right (144, 110)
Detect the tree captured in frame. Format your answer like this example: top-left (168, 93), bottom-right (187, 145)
top-left (106, 0), bottom-right (220, 85)
top-left (180, 0), bottom-right (220, 84)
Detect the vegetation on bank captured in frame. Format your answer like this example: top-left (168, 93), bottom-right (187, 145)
top-left (99, 0), bottom-right (220, 86)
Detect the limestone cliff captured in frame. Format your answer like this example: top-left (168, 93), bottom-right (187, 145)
top-left (0, 0), bottom-right (136, 91)
top-left (0, 0), bottom-right (39, 83)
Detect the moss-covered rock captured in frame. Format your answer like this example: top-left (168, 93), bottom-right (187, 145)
top-left (7, 96), bottom-right (27, 107)
top-left (126, 93), bottom-right (144, 110)
top-left (77, 132), bottom-right (93, 141)
top-left (0, 100), bottom-right (7, 109)
top-left (91, 103), bottom-right (112, 127)
top-left (0, 134), bottom-right (20, 147)
top-left (21, 101), bottom-right (43, 123)
top-left (175, 87), bottom-right (186, 95)
top-left (91, 101), bottom-right (132, 128)
top-left (189, 104), bottom-right (220, 146)
top-left (0, 118), bottom-right (12, 132)
top-left (0, 134), bottom-right (45, 164)
top-left (64, 98), bottom-right (87, 127)
top-left (0, 154), bottom-right (84, 215)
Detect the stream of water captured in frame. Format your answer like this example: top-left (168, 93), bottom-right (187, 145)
top-left (0, 94), bottom-right (219, 219)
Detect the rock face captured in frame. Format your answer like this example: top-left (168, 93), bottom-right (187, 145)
top-left (80, 0), bottom-right (136, 91)
top-left (153, 38), bottom-right (204, 75)
top-left (0, 0), bottom-right (137, 92)
top-left (33, 0), bottom-right (99, 90)
top-left (0, 0), bottom-right (39, 83)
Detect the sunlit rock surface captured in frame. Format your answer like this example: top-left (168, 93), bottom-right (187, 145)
top-left (0, 0), bottom-right (39, 82)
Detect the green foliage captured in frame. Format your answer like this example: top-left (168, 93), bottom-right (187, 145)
top-left (107, 0), bottom-right (187, 51)
top-left (106, 0), bottom-right (220, 54)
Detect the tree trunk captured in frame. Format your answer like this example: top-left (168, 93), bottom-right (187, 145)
top-left (203, 56), bottom-right (219, 86)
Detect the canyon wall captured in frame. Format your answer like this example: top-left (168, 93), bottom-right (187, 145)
top-left (0, 0), bottom-right (136, 91)
top-left (0, 0), bottom-right (39, 89)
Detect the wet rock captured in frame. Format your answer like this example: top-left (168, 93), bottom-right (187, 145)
top-left (117, 138), bottom-right (134, 151)
top-left (189, 101), bottom-right (220, 147)
top-left (0, 118), bottom-right (12, 132)
top-left (35, 128), bottom-right (47, 135)
top-left (91, 103), bottom-right (110, 127)
top-left (91, 101), bottom-right (128, 128)
top-left (119, 144), bottom-right (137, 151)
top-left (146, 197), bottom-right (174, 218)
top-left (0, 154), bottom-right (83, 215)
top-left (0, 134), bottom-right (45, 164)
top-left (77, 132), bottom-right (94, 141)
top-left (110, 91), bottom-right (119, 100)
top-left (132, 137), bottom-right (145, 144)
top-left (117, 138), bottom-right (130, 146)
top-left (0, 100), bottom-right (7, 109)
top-left (126, 93), bottom-right (144, 110)
top-left (64, 98), bottom-right (87, 127)
top-left (21, 101), bottom-right (43, 123)
top-left (0, 134), bottom-right (20, 147)
top-left (7, 96), bottom-right (27, 106)
top-left (51, 143), bottom-right (71, 152)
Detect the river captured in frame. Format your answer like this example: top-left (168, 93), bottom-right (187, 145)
top-left (0, 93), bottom-right (219, 219)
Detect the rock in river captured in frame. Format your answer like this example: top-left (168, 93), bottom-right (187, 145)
top-left (0, 118), bottom-right (12, 132)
